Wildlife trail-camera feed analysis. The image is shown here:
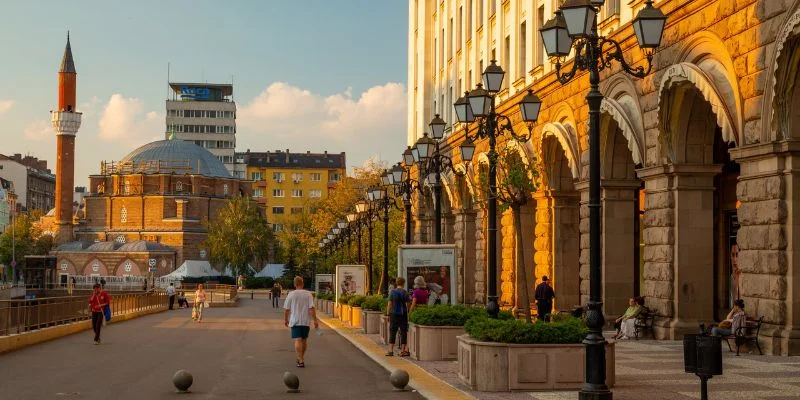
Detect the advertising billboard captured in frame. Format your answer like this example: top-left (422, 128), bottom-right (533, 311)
top-left (398, 245), bottom-right (457, 305)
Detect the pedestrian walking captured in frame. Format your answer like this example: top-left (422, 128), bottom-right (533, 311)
top-left (88, 283), bottom-right (110, 345)
top-left (193, 284), bottom-right (207, 323)
top-left (67, 277), bottom-right (75, 296)
top-left (283, 276), bottom-right (318, 368)
top-left (167, 283), bottom-right (176, 310)
top-left (534, 276), bottom-right (556, 322)
top-left (271, 283), bottom-right (282, 308)
top-left (386, 277), bottom-right (410, 357)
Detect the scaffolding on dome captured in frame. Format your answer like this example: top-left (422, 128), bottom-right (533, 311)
top-left (99, 159), bottom-right (197, 175)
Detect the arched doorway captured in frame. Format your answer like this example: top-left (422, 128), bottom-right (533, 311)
top-left (537, 134), bottom-right (580, 310)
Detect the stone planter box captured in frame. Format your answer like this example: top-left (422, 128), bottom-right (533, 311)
top-left (379, 314), bottom-right (391, 344)
top-left (325, 300), bottom-right (333, 315)
top-left (408, 323), bottom-right (465, 361)
top-left (341, 304), bottom-right (352, 324)
top-left (361, 310), bottom-right (382, 334)
top-left (457, 335), bottom-right (615, 392)
top-left (351, 306), bottom-right (362, 329)
top-left (334, 303), bottom-right (340, 318)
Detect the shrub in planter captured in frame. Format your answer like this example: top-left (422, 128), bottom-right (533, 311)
top-left (409, 305), bottom-right (513, 326)
top-left (348, 295), bottom-right (367, 307)
top-left (464, 315), bottom-right (587, 344)
top-left (337, 294), bottom-right (353, 305)
top-left (360, 295), bottom-right (385, 311)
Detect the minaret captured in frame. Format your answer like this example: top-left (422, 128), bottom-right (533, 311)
top-left (51, 33), bottom-right (82, 244)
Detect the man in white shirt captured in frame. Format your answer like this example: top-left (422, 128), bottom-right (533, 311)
top-left (283, 276), bottom-right (318, 368)
top-left (167, 283), bottom-right (176, 310)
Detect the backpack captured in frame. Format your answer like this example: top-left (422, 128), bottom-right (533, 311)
top-left (390, 289), bottom-right (408, 316)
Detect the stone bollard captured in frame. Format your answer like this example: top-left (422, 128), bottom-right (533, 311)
top-left (390, 369), bottom-right (409, 391)
top-left (172, 369), bottom-right (193, 393)
top-left (283, 371), bottom-right (300, 393)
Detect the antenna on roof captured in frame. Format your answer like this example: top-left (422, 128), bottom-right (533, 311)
top-left (167, 62), bottom-right (170, 100)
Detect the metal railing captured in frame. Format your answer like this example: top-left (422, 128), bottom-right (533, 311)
top-left (0, 292), bottom-right (167, 336)
top-left (179, 284), bottom-right (238, 304)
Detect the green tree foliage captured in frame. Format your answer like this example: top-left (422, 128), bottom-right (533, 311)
top-left (477, 142), bottom-right (541, 323)
top-left (0, 210), bottom-right (54, 280)
top-left (203, 196), bottom-right (273, 277)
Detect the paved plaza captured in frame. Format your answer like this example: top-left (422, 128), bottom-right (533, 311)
top-left (0, 298), bottom-right (422, 400)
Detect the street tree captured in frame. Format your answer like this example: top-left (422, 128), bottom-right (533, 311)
top-left (0, 210), bottom-right (54, 280)
top-left (204, 196), bottom-right (273, 277)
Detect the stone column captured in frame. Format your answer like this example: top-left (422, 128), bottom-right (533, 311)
top-left (601, 179), bottom-right (641, 320)
top-left (473, 207), bottom-right (486, 304)
top-left (500, 208), bottom-right (515, 306)
top-left (732, 143), bottom-right (798, 356)
top-left (552, 190), bottom-right (581, 311)
top-left (454, 209), bottom-right (477, 304)
top-left (533, 191), bottom-right (553, 289)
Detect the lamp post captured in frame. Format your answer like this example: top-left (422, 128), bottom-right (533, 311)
top-left (337, 219), bottom-right (350, 263)
top-left (410, 114), bottom-right (461, 244)
top-left (389, 160), bottom-right (419, 244)
top-left (356, 199), bottom-right (375, 294)
top-left (368, 184), bottom-right (392, 295)
top-left (540, 1), bottom-right (665, 399)
top-left (347, 212), bottom-right (361, 263)
top-left (453, 62), bottom-right (542, 318)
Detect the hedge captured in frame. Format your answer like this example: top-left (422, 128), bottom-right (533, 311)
top-left (244, 277), bottom-right (275, 289)
top-left (337, 294), bottom-right (354, 305)
top-left (464, 316), bottom-right (587, 344)
top-left (347, 295), bottom-right (368, 307)
top-left (409, 305), bottom-right (514, 326)
top-left (360, 295), bottom-right (386, 312)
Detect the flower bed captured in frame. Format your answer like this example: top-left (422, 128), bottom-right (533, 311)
top-left (457, 316), bottom-right (615, 391)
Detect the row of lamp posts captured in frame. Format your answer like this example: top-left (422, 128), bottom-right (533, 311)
top-left (319, 1), bottom-right (666, 398)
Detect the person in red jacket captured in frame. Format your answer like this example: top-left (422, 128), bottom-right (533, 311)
top-left (88, 283), bottom-right (110, 345)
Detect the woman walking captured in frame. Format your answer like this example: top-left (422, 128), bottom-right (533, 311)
top-left (67, 277), bottom-right (75, 296)
top-left (193, 284), bottom-right (207, 323)
top-left (88, 283), bottom-right (110, 345)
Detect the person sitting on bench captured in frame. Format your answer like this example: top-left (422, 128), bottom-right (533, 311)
top-left (712, 299), bottom-right (746, 337)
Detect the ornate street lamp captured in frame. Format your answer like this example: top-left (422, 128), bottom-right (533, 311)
top-left (367, 183), bottom-right (395, 295)
top-left (356, 200), bottom-right (376, 294)
top-left (390, 162), bottom-right (419, 244)
top-left (453, 60), bottom-right (541, 320)
top-left (540, 1), bottom-right (665, 399)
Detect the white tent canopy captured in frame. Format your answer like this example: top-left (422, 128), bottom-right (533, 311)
top-left (222, 264), bottom-right (257, 277)
top-left (255, 264), bottom-right (285, 279)
top-left (161, 260), bottom-right (221, 280)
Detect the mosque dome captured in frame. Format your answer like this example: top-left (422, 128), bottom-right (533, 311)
top-left (120, 138), bottom-right (231, 178)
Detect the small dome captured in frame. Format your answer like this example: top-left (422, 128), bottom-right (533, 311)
top-left (55, 241), bottom-right (93, 251)
top-left (121, 139), bottom-right (231, 178)
top-left (87, 241), bottom-right (122, 252)
top-left (117, 240), bottom-right (174, 252)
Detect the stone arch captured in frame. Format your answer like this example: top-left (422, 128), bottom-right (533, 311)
top-left (83, 258), bottom-right (109, 276)
top-left (657, 62), bottom-right (740, 162)
top-left (766, 1), bottom-right (800, 141)
top-left (600, 98), bottom-right (644, 166)
top-left (116, 258), bottom-right (142, 276)
top-left (537, 122), bottom-right (580, 181)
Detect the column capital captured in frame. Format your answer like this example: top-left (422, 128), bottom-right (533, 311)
top-left (635, 163), bottom-right (722, 180)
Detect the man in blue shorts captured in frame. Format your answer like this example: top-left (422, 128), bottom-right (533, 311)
top-left (283, 276), bottom-right (318, 368)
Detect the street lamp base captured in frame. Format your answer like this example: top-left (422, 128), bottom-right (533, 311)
top-left (578, 387), bottom-right (612, 400)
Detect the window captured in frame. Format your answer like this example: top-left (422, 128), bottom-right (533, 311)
top-left (223, 184), bottom-right (229, 196)
top-left (310, 173), bottom-right (321, 182)
top-left (253, 188), bottom-right (264, 198)
top-left (537, 6), bottom-right (545, 67)
top-left (123, 261), bottom-right (133, 274)
top-left (291, 206), bottom-right (303, 214)
top-left (292, 189), bottom-right (303, 198)
top-left (477, 0), bottom-right (483, 24)
top-left (273, 172), bottom-right (285, 182)
top-left (329, 173), bottom-right (340, 182)
top-left (291, 224), bottom-right (302, 233)
top-left (292, 173), bottom-right (303, 182)
top-left (519, 22), bottom-right (526, 79)
top-left (309, 189), bottom-right (322, 198)
top-left (272, 189), bottom-right (285, 197)
top-left (449, 18), bottom-right (453, 59)
top-left (272, 206), bottom-right (284, 214)
top-left (251, 172), bottom-right (263, 181)
top-left (120, 206), bottom-right (127, 223)
top-left (457, 7), bottom-right (462, 49)
top-left (115, 235), bottom-right (126, 244)
top-left (123, 180), bottom-right (130, 195)
top-left (272, 224), bottom-right (284, 233)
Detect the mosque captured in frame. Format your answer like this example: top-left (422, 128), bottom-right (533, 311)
top-left (42, 36), bottom-right (249, 280)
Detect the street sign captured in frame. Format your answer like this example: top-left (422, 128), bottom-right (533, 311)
top-left (10, 260), bottom-right (16, 267)
top-left (148, 259), bottom-right (156, 267)
top-left (148, 267), bottom-right (157, 273)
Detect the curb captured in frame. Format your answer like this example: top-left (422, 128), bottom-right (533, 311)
top-left (319, 315), bottom-right (477, 400)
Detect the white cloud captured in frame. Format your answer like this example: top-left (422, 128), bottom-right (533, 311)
top-left (0, 100), bottom-right (13, 114)
top-left (238, 82), bottom-right (408, 169)
top-left (23, 120), bottom-right (52, 141)
top-left (98, 94), bottom-right (162, 145)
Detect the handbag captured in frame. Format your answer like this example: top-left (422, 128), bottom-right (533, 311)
top-left (103, 304), bottom-right (112, 322)
top-left (192, 307), bottom-right (198, 319)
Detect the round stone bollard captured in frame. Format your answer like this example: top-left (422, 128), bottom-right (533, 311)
top-left (172, 369), bottom-right (193, 393)
top-left (390, 369), bottom-right (409, 391)
top-left (283, 371), bottom-right (300, 393)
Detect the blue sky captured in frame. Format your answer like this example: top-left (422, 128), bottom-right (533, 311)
top-left (0, 0), bottom-right (408, 181)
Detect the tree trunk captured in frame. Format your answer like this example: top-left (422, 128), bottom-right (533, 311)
top-left (512, 204), bottom-right (532, 323)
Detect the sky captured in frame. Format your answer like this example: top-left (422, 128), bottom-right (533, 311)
top-left (0, 0), bottom-right (409, 183)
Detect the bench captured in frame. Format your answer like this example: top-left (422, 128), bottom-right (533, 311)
top-left (634, 307), bottom-right (655, 339)
top-left (723, 316), bottom-right (763, 356)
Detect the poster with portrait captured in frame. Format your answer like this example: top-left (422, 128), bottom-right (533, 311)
top-left (398, 245), bottom-right (457, 305)
top-left (315, 274), bottom-right (334, 295)
top-left (335, 265), bottom-right (366, 304)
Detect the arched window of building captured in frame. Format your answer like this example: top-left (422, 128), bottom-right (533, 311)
top-left (124, 261), bottom-right (133, 274)
top-left (176, 181), bottom-right (184, 192)
top-left (124, 180), bottom-right (131, 195)
top-left (120, 206), bottom-right (128, 223)
top-left (116, 235), bottom-right (126, 244)
top-left (223, 184), bottom-right (229, 196)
